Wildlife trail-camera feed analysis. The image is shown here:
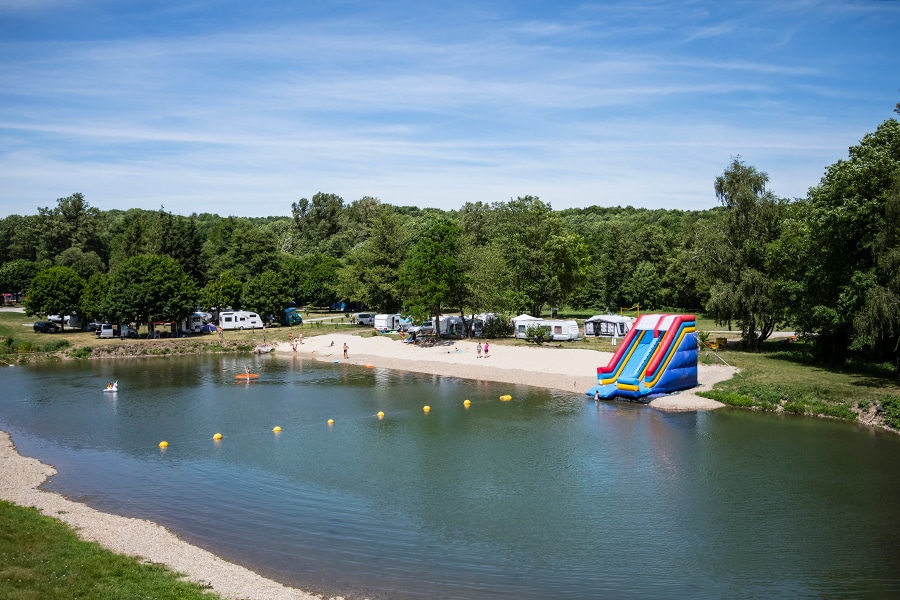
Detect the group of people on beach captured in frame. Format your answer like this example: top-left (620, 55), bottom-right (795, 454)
top-left (476, 342), bottom-right (489, 358)
top-left (288, 332), bottom-right (303, 351)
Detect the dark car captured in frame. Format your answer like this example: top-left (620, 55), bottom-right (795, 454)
top-left (34, 321), bottom-right (61, 333)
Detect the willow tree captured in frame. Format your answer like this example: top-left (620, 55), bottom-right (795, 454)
top-left (701, 158), bottom-right (784, 351)
top-left (853, 176), bottom-right (900, 374)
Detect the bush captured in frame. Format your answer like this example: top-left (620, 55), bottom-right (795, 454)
top-left (42, 339), bottom-right (70, 352)
top-left (70, 347), bottom-right (93, 359)
top-left (481, 318), bottom-right (513, 339)
top-left (881, 396), bottom-right (900, 430)
top-left (524, 324), bottom-right (552, 345)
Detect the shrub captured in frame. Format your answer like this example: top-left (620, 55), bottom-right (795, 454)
top-left (880, 396), bottom-right (900, 430)
top-left (42, 339), bottom-right (70, 352)
top-left (524, 324), bottom-right (552, 345)
top-left (481, 318), bottom-right (513, 339)
top-left (70, 347), bottom-right (93, 359)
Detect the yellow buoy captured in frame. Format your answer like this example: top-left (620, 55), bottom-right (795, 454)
top-left (423, 405), bottom-right (431, 412)
top-left (500, 394), bottom-right (512, 401)
top-left (159, 440), bottom-right (168, 448)
top-left (327, 419), bottom-right (334, 425)
top-left (273, 426), bottom-right (282, 433)
top-left (213, 433), bottom-right (222, 440)
top-left (463, 399), bottom-right (471, 407)
top-left (377, 411), bottom-right (385, 419)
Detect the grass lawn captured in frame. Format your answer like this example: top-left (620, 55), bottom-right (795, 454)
top-left (0, 500), bottom-right (219, 600)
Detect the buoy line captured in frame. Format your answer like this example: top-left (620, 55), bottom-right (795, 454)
top-left (144, 393), bottom-right (517, 452)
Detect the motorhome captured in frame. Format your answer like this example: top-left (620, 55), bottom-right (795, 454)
top-left (219, 310), bottom-right (263, 330)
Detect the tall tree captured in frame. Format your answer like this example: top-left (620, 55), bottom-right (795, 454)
top-left (242, 270), bottom-right (291, 321)
top-left (701, 158), bottom-right (784, 350)
top-left (776, 118), bottom-right (900, 363)
top-left (335, 207), bottom-right (407, 312)
top-left (399, 216), bottom-right (466, 325)
top-left (492, 196), bottom-right (590, 316)
top-left (199, 271), bottom-right (244, 314)
top-left (291, 192), bottom-right (345, 256)
top-left (24, 266), bottom-right (85, 328)
top-left (107, 255), bottom-right (196, 328)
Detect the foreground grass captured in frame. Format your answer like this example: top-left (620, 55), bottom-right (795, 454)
top-left (0, 500), bottom-right (219, 600)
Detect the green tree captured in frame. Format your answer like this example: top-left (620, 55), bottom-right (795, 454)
top-left (283, 253), bottom-right (342, 307)
top-left (80, 272), bottom-right (112, 322)
top-left (242, 270), bottom-right (291, 321)
top-left (291, 192), bottom-right (345, 256)
top-left (699, 158), bottom-right (784, 350)
top-left (35, 193), bottom-right (103, 261)
top-left (24, 266), bottom-right (85, 328)
top-left (199, 271), bottom-right (244, 314)
top-left (107, 255), bottom-right (196, 329)
top-left (335, 207), bottom-right (407, 312)
top-left (0, 214), bottom-right (42, 262)
top-left (851, 176), bottom-right (900, 372)
top-left (54, 247), bottom-right (104, 281)
top-left (217, 221), bottom-right (281, 280)
top-left (777, 119), bottom-right (900, 363)
top-left (399, 216), bottom-right (466, 325)
top-left (0, 259), bottom-right (41, 296)
top-left (492, 196), bottom-right (590, 316)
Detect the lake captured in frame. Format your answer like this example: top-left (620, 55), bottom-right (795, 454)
top-left (2, 354), bottom-right (900, 599)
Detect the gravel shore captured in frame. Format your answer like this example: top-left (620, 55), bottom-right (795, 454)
top-left (1, 333), bottom-right (736, 599)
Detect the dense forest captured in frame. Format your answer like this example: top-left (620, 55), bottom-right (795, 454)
top-left (2, 116), bottom-right (899, 369)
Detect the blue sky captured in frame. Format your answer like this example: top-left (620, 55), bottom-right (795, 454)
top-left (1, 1), bottom-right (898, 218)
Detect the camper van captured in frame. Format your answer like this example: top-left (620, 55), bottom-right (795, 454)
top-left (219, 310), bottom-right (263, 330)
top-left (373, 314), bottom-right (402, 331)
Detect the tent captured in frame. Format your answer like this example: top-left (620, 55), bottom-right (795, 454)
top-left (584, 314), bottom-right (635, 337)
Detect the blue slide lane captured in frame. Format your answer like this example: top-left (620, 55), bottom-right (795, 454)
top-left (587, 314), bottom-right (698, 402)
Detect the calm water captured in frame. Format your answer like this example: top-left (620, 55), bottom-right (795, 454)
top-left (2, 355), bottom-right (900, 599)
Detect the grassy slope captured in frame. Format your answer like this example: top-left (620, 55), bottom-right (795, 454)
top-left (0, 500), bottom-right (219, 600)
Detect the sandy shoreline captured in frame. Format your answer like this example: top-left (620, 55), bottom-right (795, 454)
top-left (0, 333), bottom-right (736, 599)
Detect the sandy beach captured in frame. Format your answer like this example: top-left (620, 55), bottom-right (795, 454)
top-left (0, 333), bottom-right (736, 599)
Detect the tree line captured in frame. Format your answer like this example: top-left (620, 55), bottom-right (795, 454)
top-left (2, 114), bottom-right (899, 369)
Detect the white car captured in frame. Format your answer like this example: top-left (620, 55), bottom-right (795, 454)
top-left (356, 313), bottom-right (375, 326)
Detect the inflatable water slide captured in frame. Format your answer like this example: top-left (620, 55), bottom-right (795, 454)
top-left (586, 314), bottom-right (698, 402)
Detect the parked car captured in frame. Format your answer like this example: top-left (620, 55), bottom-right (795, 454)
top-left (356, 313), bottom-right (375, 326)
top-left (33, 321), bottom-right (61, 333)
top-left (408, 322), bottom-right (435, 336)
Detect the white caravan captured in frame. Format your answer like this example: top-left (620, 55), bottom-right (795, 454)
top-left (219, 310), bottom-right (263, 330)
top-left (374, 314), bottom-right (402, 331)
top-left (515, 318), bottom-right (580, 341)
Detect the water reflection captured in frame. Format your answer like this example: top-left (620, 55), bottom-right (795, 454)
top-left (1, 355), bottom-right (899, 599)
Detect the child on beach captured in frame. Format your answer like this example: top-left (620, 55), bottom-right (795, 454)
top-left (343, 342), bottom-right (349, 359)
top-left (477, 342), bottom-right (482, 358)
top-left (483, 342), bottom-right (489, 358)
